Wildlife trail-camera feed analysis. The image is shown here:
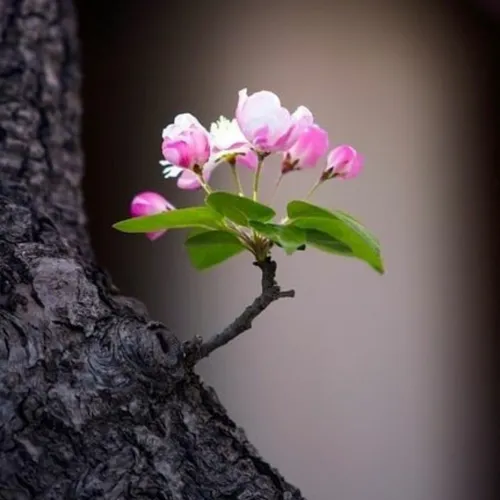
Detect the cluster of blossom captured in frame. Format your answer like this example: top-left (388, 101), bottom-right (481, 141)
top-left (130, 89), bottom-right (363, 240)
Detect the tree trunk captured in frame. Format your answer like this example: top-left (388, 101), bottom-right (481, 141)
top-left (0, 1), bottom-right (305, 498)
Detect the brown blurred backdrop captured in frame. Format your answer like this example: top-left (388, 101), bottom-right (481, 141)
top-left (77, 1), bottom-right (497, 499)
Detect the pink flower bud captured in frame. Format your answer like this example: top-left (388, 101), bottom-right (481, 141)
top-left (236, 88), bottom-right (313, 153)
top-left (282, 124), bottom-right (329, 173)
top-left (161, 113), bottom-right (211, 170)
top-left (324, 145), bottom-right (363, 180)
top-left (129, 191), bottom-right (174, 241)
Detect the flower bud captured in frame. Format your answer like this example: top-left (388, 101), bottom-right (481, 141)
top-left (129, 191), bottom-right (174, 241)
top-left (323, 145), bottom-right (363, 180)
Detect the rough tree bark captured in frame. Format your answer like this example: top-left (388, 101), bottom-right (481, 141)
top-left (0, 1), bottom-right (306, 498)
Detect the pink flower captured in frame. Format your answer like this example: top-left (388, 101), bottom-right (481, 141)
top-left (161, 113), bottom-right (211, 170)
top-left (235, 150), bottom-right (258, 170)
top-left (236, 88), bottom-right (313, 153)
top-left (129, 191), bottom-right (174, 241)
top-left (323, 145), bottom-right (363, 180)
top-left (282, 124), bottom-right (329, 173)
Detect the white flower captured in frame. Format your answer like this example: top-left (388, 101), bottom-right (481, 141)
top-left (210, 116), bottom-right (249, 152)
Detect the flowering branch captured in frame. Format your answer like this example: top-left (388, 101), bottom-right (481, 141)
top-left (184, 257), bottom-right (295, 364)
top-left (114, 88), bottom-right (384, 364)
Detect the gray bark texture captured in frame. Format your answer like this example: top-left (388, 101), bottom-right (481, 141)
top-left (0, 1), bottom-right (305, 498)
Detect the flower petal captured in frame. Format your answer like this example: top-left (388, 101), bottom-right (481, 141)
top-left (284, 124), bottom-right (329, 170)
top-left (235, 149), bottom-right (259, 170)
top-left (129, 191), bottom-right (174, 241)
top-left (162, 164), bottom-right (184, 179)
top-left (177, 170), bottom-right (203, 190)
top-left (235, 88), bottom-right (314, 153)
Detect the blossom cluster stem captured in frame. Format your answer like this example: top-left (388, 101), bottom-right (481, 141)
top-left (305, 179), bottom-right (323, 200)
top-left (229, 161), bottom-right (245, 196)
top-left (270, 173), bottom-right (284, 202)
top-left (193, 168), bottom-right (212, 194)
top-left (252, 154), bottom-right (265, 201)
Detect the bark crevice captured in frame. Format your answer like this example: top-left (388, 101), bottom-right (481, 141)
top-left (0, 1), bottom-right (306, 498)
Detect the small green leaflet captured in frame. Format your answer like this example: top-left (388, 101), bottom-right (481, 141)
top-left (206, 191), bottom-right (275, 227)
top-left (113, 206), bottom-right (224, 234)
top-left (184, 230), bottom-right (246, 270)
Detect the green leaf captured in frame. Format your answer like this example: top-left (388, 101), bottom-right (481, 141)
top-left (293, 217), bottom-right (384, 273)
top-left (113, 206), bottom-right (223, 234)
top-left (188, 227), bottom-right (211, 238)
top-left (287, 200), bottom-right (384, 273)
top-left (249, 220), bottom-right (306, 255)
top-left (303, 228), bottom-right (353, 256)
top-left (287, 200), bottom-right (333, 220)
top-left (206, 191), bottom-right (275, 226)
top-left (333, 210), bottom-right (381, 250)
top-left (184, 230), bottom-right (247, 270)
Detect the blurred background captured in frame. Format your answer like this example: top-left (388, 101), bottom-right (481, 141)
top-left (77, 1), bottom-right (497, 499)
